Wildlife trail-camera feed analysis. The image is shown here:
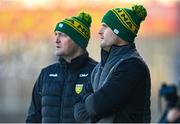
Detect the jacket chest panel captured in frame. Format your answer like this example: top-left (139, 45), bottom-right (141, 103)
top-left (41, 70), bottom-right (90, 97)
top-left (99, 58), bottom-right (121, 85)
top-left (42, 74), bottom-right (64, 96)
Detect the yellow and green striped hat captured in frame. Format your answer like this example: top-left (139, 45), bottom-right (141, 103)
top-left (54, 12), bottom-right (92, 49)
top-left (102, 5), bottom-right (147, 43)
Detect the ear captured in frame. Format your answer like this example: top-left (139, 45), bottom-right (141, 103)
top-left (116, 36), bottom-right (129, 46)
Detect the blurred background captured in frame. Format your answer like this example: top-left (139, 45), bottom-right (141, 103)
top-left (0, 0), bottom-right (180, 122)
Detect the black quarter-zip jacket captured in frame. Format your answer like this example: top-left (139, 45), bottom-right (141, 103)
top-left (26, 52), bottom-right (97, 123)
top-left (74, 44), bottom-right (151, 123)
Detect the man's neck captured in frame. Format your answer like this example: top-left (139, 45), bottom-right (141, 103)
top-left (103, 47), bottom-right (111, 52)
top-left (103, 42), bottom-right (129, 52)
top-left (103, 38), bottom-right (129, 52)
top-left (62, 50), bottom-right (84, 63)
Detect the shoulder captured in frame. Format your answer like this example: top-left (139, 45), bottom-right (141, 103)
top-left (87, 57), bottom-right (98, 67)
top-left (84, 57), bottom-right (98, 71)
top-left (113, 58), bottom-right (151, 86)
top-left (40, 62), bottom-right (59, 75)
top-left (116, 58), bottom-right (150, 74)
top-left (43, 62), bottom-right (59, 70)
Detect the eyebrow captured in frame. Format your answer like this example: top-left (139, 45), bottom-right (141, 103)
top-left (102, 23), bottom-right (108, 27)
top-left (55, 31), bottom-right (62, 35)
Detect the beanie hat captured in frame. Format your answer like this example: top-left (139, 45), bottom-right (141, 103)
top-left (102, 5), bottom-right (147, 43)
top-left (54, 12), bottom-right (92, 49)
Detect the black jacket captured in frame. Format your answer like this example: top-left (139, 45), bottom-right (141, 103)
top-left (26, 53), bottom-right (97, 123)
top-left (74, 44), bottom-right (151, 122)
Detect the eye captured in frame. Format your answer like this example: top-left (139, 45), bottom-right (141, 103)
top-left (61, 33), bottom-right (67, 37)
top-left (55, 32), bottom-right (61, 36)
top-left (60, 33), bottom-right (68, 37)
top-left (55, 32), bottom-right (67, 37)
top-left (102, 23), bottom-right (108, 28)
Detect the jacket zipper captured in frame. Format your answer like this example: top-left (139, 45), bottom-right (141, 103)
top-left (59, 64), bottom-right (68, 122)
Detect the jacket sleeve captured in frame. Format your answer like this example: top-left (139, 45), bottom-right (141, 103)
top-left (74, 102), bottom-right (91, 122)
top-left (85, 59), bottom-right (150, 117)
top-left (26, 70), bottom-right (44, 123)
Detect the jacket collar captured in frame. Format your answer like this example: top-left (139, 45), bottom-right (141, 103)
top-left (58, 52), bottom-right (89, 70)
top-left (101, 43), bottom-right (136, 66)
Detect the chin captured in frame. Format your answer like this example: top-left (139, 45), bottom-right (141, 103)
top-left (100, 45), bottom-right (110, 51)
top-left (100, 44), bottom-right (107, 49)
top-left (100, 43), bottom-right (104, 48)
top-left (55, 51), bottom-right (63, 56)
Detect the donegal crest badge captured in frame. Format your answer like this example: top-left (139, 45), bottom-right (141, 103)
top-left (75, 84), bottom-right (83, 94)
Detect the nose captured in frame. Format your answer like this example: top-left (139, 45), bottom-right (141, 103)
top-left (54, 35), bottom-right (60, 44)
top-left (98, 25), bottom-right (104, 37)
top-left (98, 25), bottom-right (105, 36)
top-left (98, 27), bottom-right (102, 36)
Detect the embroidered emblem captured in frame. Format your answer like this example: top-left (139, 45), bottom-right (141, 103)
top-left (114, 29), bottom-right (119, 34)
top-left (58, 23), bottom-right (63, 28)
top-left (75, 84), bottom-right (83, 94)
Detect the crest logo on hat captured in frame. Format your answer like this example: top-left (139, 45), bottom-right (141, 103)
top-left (75, 84), bottom-right (83, 94)
top-left (114, 29), bottom-right (119, 34)
top-left (58, 23), bottom-right (63, 28)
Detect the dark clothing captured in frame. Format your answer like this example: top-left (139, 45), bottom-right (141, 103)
top-left (26, 53), bottom-right (97, 123)
top-left (159, 109), bottom-right (180, 123)
top-left (74, 44), bottom-right (151, 122)
top-left (159, 110), bottom-right (170, 123)
top-left (159, 98), bottom-right (180, 123)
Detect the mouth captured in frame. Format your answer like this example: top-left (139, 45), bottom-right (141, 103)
top-left (100, 37), bottom-right (104, 40)
top-left (56, 46), bottom-right (60, 48)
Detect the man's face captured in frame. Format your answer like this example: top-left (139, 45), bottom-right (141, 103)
top-left (98, 23), bottom-right (119, 51)
top-left (54, 31), bottom-right (79, 57)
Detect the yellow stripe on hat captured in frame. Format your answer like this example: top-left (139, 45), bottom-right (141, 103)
top-left (63, 19), bottom-right (89, 39)
top-left (112, 8), bottom-right (139, 34)
top-left (73, 18), bottom-right (89, 33)
top-left (112, 9), bottom-right (131, 33)
top-left (122, 8), bottom-right (139, 28)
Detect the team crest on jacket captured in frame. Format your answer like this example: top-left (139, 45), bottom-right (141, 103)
top-left (75, 84), bottom-right (83, 94)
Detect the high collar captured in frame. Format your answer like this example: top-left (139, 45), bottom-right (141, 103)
top-left (101, 43), bottom-right (136, 66)
top-left (58, 52), bottom-right (89, 71)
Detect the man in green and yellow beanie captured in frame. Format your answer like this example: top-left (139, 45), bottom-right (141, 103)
top-left (26, 12), bottom-right (97, 123)
top-left (74, 5), bottom-right (151, 123)
top-left (101, 5), bottom-right (147, 43)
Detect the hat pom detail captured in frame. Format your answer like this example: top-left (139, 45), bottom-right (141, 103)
top-left (132, 5), bottom-right (147, 21)
top-left (78, 12), bottom-right (92, 27)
